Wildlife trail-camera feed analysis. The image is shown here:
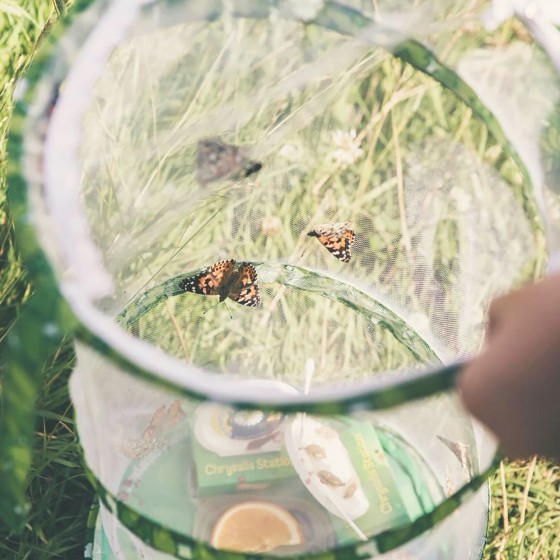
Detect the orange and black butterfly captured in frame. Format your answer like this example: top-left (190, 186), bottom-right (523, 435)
top-left (196, 138), bottom-right (262, 186)
top-left (179, 259), bottom-right (262, 307)
top-left (307, 222), bottom-right (355, 263)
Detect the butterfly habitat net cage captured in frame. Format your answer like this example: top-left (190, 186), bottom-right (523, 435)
top-left (4, 0), bottom-right (560, 558)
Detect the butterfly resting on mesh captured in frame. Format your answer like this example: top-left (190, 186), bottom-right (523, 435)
top-left (179, 259), bottom-right (262, 308)
top-left (196, 138), bottom-right (262, 186)
top-left (307, 222), bottom-right (356, 263)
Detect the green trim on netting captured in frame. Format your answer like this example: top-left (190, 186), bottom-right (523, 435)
top-left (93, 262), bottom-right (464, 414)
top-left (79, 264), bottom-right (463, 413)
top-left (86, 454), bottom-right (500, 559)
top-left (3, 0), bottom-right (543, 534)
top-left (78, 323), bottom-right (461, 414)
top-left (84, 500), bottom-right (100, 559)
top-left (8, 0), bottom-right (545, 412)
top-left (316, 2), bottom-right (547, 274)
top-left (119, 261), bottom-right (439, 365)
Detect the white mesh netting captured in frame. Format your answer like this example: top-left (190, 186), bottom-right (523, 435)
top-left (25, 0), bottom-right (560, 558)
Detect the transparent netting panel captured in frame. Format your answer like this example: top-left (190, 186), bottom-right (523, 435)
top-left (92, 485), bottom-right (489, 560)
top-left (62, 0), bottom-right (544, 381)
top-left (24, 0), bottom-right (560, 558)
top-left (119, 265), bottom-right (440, 386)
top-left (71, 343), bottom-right (494, 558)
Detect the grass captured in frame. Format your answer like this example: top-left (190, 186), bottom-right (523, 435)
top-left (485, 458), bottom-right (560, 559)
top-left (0, 3), bottom-right (92, 558)
top-left (0, 1), bottom-right (559, 559)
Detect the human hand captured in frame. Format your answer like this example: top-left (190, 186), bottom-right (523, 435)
top-left (457, 274), bottom-right (560, 460)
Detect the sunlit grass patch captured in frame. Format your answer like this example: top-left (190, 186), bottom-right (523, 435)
top-left (0, 2), bottom-right (558, 559)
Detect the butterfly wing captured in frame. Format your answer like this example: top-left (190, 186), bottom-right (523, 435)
top-left (227, 263), bottom-right (262, 307)
top-left (308, 223), bottom-right (355, 262)
top-left (179, 259), bottom-right (236, 296)
top-left (196, 138), bottom-right (246, 185)
top-left (196, 138), bottom-right (262, 185)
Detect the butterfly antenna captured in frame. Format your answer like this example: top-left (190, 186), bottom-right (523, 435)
top-left (302, 211), bottom-right (315, 252)
top-left (127, 208), bottom-right (221, 303)
top-left (299, 239), bottom-right (313, 262)
top-left (202, 300), bottom-right (222, 316)
top-left (224, 301), bottom-right (233, 320)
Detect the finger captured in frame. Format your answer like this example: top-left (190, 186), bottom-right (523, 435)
top-left (458, 352), bottom-right (531, 458)
top-left (485, 287), bottom-right (526, 341)
top-left (458, 317), bottom-right (560, 459)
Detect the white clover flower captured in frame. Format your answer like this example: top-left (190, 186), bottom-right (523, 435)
top-left (330, 129), bottom-right (364, 168)
top-left (261, 215), bottom-right (282, 236)
top-left (279, 143), bottom-right (301, 162)
top-left (450, 186), bottom-right (471, 213)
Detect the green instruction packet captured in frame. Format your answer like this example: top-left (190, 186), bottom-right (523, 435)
top-left (191, 437), bottom-right (296, 496)
top-left (335, 419), bottom-right (411, 543)
top-left (192, 416), bottom-right (415, 542)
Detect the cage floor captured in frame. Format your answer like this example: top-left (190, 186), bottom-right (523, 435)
top-left (82, 423), bottom-right (483, 560)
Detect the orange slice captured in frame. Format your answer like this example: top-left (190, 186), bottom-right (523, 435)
top-left (210, 500), bottom-right (304, 553)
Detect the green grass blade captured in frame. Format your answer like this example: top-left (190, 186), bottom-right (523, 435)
top-left (0, 291), bottom-right (65, 530)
